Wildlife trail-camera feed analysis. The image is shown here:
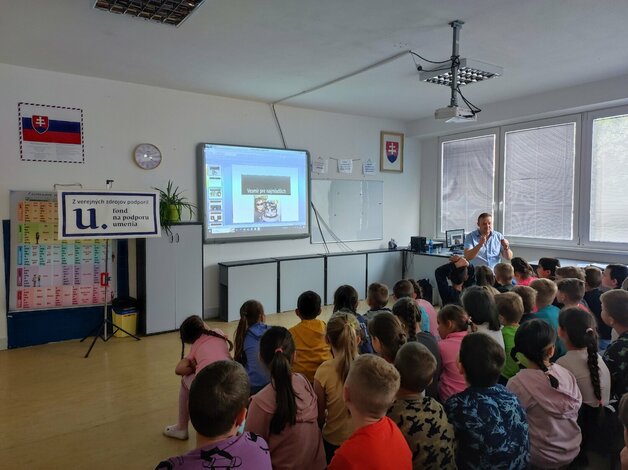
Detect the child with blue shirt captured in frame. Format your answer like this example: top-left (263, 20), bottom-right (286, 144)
top-left (530, 278), bottom-right (566, 359)
top-left (445, 333), bottom-right (529, 470)
top-left (233, 300), bottom-right (270, 395)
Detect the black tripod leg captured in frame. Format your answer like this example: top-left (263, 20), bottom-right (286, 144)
top-left (108, 319), bottom-right (141, 341)
top-left (84, 322), bottom-right (105, 358)
top-left (80, 321), bottom-right (104, 343)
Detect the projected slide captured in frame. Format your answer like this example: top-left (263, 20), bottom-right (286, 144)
top-left (198, 144), bottom-right (310, 243)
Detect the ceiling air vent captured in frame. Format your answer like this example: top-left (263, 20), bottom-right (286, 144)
top-left (94, 0), bottom-right (206, 27)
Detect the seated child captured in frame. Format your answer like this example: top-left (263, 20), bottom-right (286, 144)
top-left (507, 320), bottom-right (582, 469)
top-left (512, 285), bottom-right (537, 323)
top-left (445, 333), bottom-right (529, 470)
top-left (601, 289), bottom-right (628, 399)
top-left (475, 265), bottom-right (500, 296)
top-left (434, 255), bottom-right (475, 306)
top-left (392, 298), bottom-right (441, 398)
top-left (164, 315), bottom-right (233, 440)
top-left (156, 361), bottom-right (271, 469)
top-left (233, 299), bottom-right (270, 395)
top-left (494, 263), bottom-right (515, 292)
top-left (393, 280), bottom-right (430, 333)
top-left (536, 257), bottom-right (561, 280)
top-left (364, 282), bottom-right (391, 321)
top-left (388, 342), bottom-right (456, 470)
top-left (530, 278), bottom-right (566, 359)
top-left (333, 284), bottom-right (372, 354)
top-left (557, 307), bottom-right (612, 460)
top-left (314, 313), bottom-right (361, 463)
top-left (495, 292), bottom-right (524, 381)
top-left (511, 257), bottom-right (538, 286)
top-left (555, 266), bottom-right (585, 282)
top-left (437, 305), bottom-right (469, 401)
top-left (620, 394), bottom-right (628, 470)
top-left (245, 327), bottom-right (326, 469)
top-left (602, 264), bottom-right (628, 290)
top-left (289, 290), bottom-right (332, 382)
top-left (556, 278), bottom-right (590, 312)
top-left (367, 312), bottom-right (407, 363)
top-left (584, 266), bottom-right (612, 351)
top-left (329, 354), bottom-right (412, 470)
top-left (409, 278), bottom-right (441, 339)
top-left (461, 286), bottom-right (504, 348)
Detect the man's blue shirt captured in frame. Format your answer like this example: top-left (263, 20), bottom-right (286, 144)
top-left (464, 229), bottom-right (504, 269)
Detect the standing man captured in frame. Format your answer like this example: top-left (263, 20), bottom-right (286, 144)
top-left (464, 213), bottom-right (513, 269)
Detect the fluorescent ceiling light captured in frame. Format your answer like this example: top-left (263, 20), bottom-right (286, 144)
top-left (93, 0), bottom-right (206, 27)
top-left (420, 58), bottom-right (503, 87)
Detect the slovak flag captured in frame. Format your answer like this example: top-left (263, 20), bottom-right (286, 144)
top-left (22, 115), bottom-right (81, 144)
top-left (386, 141), bottom-right (399, 163)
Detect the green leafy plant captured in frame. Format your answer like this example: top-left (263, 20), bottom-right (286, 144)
top-left (154, 180), bottom-right (196, 234)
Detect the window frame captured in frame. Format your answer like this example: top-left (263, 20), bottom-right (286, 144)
top-left (579, 104), bottom-right (628, 251)
top-left (498, 114), bottom-right (582, 248)
top-left (437, 127), bottom-right (499, 237)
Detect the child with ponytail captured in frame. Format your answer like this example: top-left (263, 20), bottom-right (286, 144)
top-left (437, 305), bottom-right (470, 402)
top-left (507, 319), bottom-right (582, 469)
top-left (245, 326), bottom-right (326, 470)
top-left (557, 308), bottom-right (616, 461)
top-left (367, 312), bottom-right (407, 363)
top-left (313, 313), bottom-right (361, 463)
top-left (164, 315), bottom-right (233, 440)
top-left (233, 299), bottom-right (270, 395)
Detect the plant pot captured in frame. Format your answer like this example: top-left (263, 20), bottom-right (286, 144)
top-left (166, 204), bottom-right (181, 223)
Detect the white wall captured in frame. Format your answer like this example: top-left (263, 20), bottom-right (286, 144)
top-left (0, 63), bottom-right (421, 349)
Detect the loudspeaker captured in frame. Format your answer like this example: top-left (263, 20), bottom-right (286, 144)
top-left (410, 236), bottom-right (426, 252)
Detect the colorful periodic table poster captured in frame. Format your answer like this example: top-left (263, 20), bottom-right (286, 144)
top-left (9, 191), bottom-right (112, 311)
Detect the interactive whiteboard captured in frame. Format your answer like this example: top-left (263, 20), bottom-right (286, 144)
top-left (310, 179), bottom-right (383, 243)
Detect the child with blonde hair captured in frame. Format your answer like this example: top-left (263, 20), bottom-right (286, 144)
top-left (164, 315), bottom-right (233, 440)
top-left (512, 285), bottom-right (537, 323)
top-left (530, 278), bottom-right (565, 359)
top-left (314, 313), bottom-right (361, 463)
top-left (495, 292), bottom-right (524, 381)
top-left (494, 263), bottom-right (515, 292)
top-left (329, 354), bottom-right (411, 469)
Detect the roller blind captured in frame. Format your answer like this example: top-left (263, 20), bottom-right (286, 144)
top-left (590, 114), bottom-right (628, 243)
top-left (503, 123), bottom-right (575, 240)
top-left (440, 135), bottom-right (495, 233)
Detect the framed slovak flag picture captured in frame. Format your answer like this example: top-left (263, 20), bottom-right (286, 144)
top-left (380, 131), bottom-right (404, 172)
top-left (18, 102), bottom-right (84, 163)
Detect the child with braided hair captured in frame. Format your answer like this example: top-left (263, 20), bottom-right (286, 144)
top-left (557, 307), bottom-right (614, 463)
top-left (507, 319), bottom-right (582, 469)
top-left (164, 315), bottom-right (233, 440)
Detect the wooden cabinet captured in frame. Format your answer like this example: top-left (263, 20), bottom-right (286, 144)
top-left (137, 223), bottom-right (203, 334)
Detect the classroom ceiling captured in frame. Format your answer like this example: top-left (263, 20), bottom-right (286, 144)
top-left (1, 0), bottom-right (627, 122)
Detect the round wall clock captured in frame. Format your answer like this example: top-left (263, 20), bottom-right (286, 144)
top-left (134, 143), bottom-right (162, 170)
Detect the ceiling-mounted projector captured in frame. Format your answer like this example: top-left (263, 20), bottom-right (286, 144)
top-left (435, 105), bottom-right (477, 123)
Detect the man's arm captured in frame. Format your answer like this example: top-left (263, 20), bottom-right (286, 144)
top-left (500, 238), bottom-right (513, 261)
top-left (464, 234), bottom-right (486, 261)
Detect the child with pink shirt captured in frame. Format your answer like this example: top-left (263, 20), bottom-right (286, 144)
top-left (164, 315), bottom-right (233, 440)
top-left (437, 304), bottom-right (469, 401)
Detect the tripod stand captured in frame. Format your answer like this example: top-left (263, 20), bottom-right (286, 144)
top-left (81, 239), bottom-right (140, 358)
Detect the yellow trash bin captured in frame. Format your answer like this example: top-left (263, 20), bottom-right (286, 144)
top-left (111, 308), bottom-right (137, 338)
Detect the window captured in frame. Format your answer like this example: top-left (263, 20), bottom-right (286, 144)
top-left (590, 113), bottom-right (628, 243)
top-left (440, 134), bottom-right (495, 233)
top-left (503, 122), bottom-right (576, 240)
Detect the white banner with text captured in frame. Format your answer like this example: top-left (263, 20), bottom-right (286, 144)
top-left (58, 190), bottom-right (161, 239)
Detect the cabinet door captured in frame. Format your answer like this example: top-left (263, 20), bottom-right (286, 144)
top-left (173, 225), bottom-right (203, 328)
top-left (145, 232), bottom-right (177, 333)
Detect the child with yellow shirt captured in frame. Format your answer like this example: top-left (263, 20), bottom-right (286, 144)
top-left (289, 290), bottom-right (332, 383)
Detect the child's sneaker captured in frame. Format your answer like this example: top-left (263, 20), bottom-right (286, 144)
top-left (163, 424), bottom-right (188, 440)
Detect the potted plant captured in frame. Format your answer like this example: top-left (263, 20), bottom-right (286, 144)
top-left (154, 180), bottom-right (196, 234)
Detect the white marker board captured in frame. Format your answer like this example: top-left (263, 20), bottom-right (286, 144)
top-left (310, 179), bottom-right (383, 243)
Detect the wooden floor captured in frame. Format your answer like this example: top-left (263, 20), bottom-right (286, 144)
top-left (0, 306), bottom-right (338, 470)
